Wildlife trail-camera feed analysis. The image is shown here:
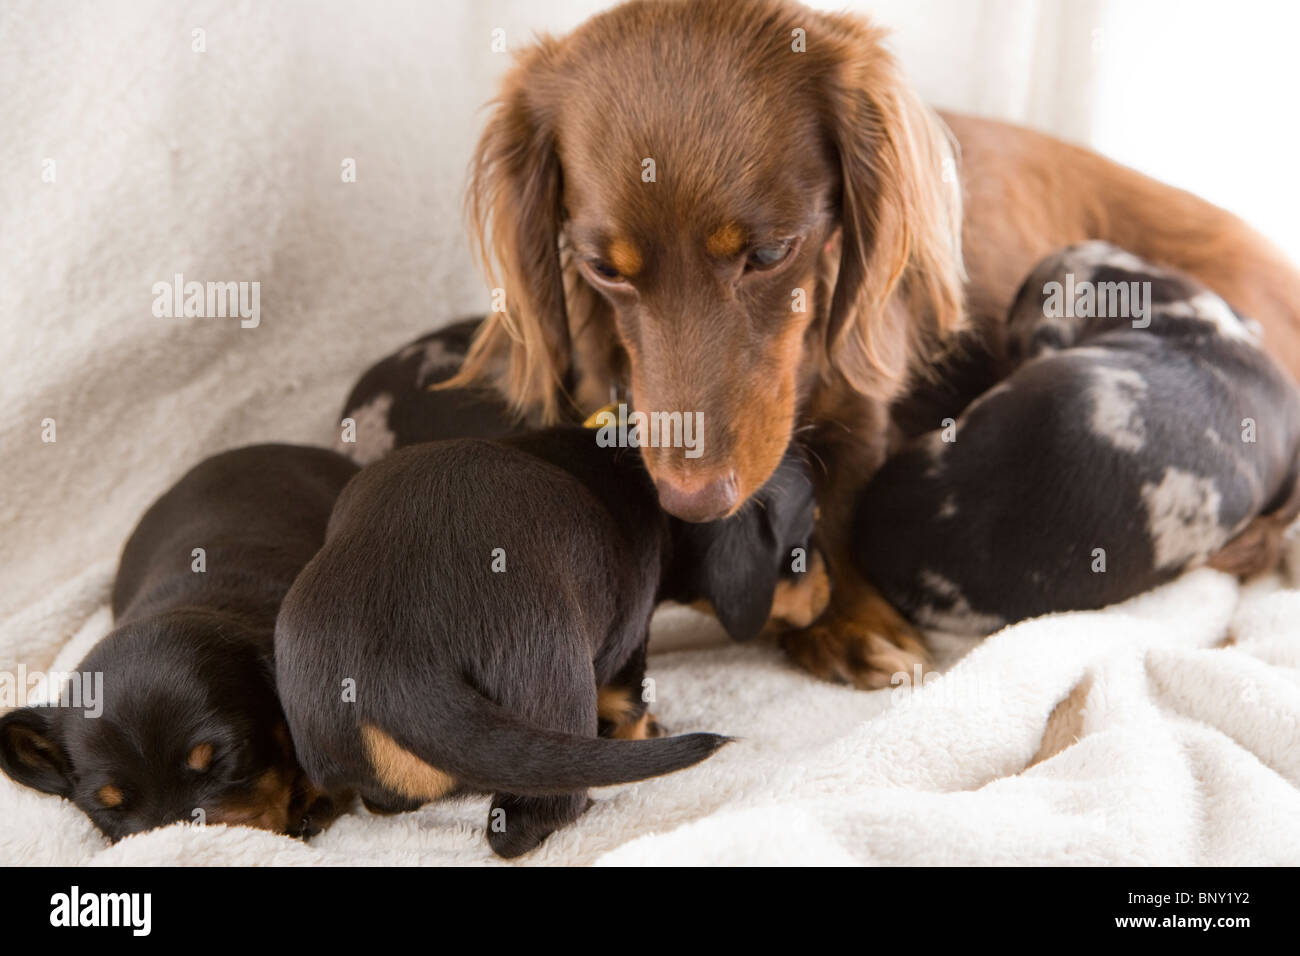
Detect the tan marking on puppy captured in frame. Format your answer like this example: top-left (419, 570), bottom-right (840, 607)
top-left (706, 222), bottom-right (746, 258)
top-left (610, 712), bottom-right (655, 740)
top-left (607, 238), bottom-right (643, 278)
top-left (207, 766), bottom-right (297, 833)
top-left (598, 686), bottom-right (661, 740)
top-left (766, 549), bottom-right (831, 630)
top-left (186, 742), bottom-right (214, 772)
top-left (597, 686), bottom-right (638, 726)
top-left (96, 784), bottom-right (124, 808)
top-left (361, 724), bottom-right (457, 801)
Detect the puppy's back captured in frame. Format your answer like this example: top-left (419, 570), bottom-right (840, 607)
top-left (112, 443), bottom-right (359, 624)
top-left (275, 437), bottom-right (636, 787)
top-left (857, 245), bottom-right (1300, 630)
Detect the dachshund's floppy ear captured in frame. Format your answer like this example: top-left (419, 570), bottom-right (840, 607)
top-left (449, 40), bottom-right (571, 424)
top-left (685, 520), bottom-right (782, 644)
top-left (816, 16), bottom-right (966, 401)
top-left (0, 707), bottom-right (73, 797)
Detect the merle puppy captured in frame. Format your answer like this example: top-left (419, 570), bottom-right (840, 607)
top-left (275, 427), bottom-right (823, 857)
top-left (335, 317), bottom-right (522, 464)
top-left (855, 242), bottom-right (1300, 634)
top-left (0, 444), bottom-right (358, 840)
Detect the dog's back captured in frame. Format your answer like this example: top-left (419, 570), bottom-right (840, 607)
top-left (855, 243), bottom-right (1300, 633)
top-left (112, 443), bottom-right (359, 627)
top-left (275, 430), bottom-right (726, 856)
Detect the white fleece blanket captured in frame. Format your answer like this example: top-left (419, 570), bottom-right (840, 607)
top-left (4, 0), bottom-right (1300, 866)
top-left (5, 566), bottom-right (1300, 866)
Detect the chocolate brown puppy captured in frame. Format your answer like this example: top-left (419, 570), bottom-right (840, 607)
top-left (0, 444), bottom-right (358, 840)
top-left (275, 427), bottom-right (822, 857)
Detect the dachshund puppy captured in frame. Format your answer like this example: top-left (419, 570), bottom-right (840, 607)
top-left (854, 243), bottom-right (1300, 633)
top-left (448, 0), bottom-right (1300, 687)
top-left (0, 444), bottom-right (358, 840)
top-left (335, 317), bottom-right (520, 465)
top-left (275, 427), bottom-right (823, 857)
top-left (337, 318), bottom-right (825, 643)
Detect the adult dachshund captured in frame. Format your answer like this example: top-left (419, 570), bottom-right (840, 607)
top-left (448, 0), bottom-right (1300, 687)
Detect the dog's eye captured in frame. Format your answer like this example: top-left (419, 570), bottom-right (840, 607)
top-left (746, 240), bottom-right (794, 271)
top-left (587, 259), bottom-right (624, 282)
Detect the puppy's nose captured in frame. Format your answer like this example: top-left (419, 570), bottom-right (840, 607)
top-left (655, 471), bottom-right (738, 522)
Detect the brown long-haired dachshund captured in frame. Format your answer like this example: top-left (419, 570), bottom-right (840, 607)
top-left (448, 0), bottom-right (1300, 687)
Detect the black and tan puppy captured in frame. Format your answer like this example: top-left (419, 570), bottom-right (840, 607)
top-left (0, 444), bottom-right (358, 841)
top-left (335, 317), bottom-right (826, 642)
top-left (276, 427), bottom-right (823, 857)
top-left (335, 317), bottom-right (522, 464)
top-left (855, 242), bottom-right (1300, 634)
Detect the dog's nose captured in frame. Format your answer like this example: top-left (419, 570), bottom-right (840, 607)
top-left (655, 471), bottom-right (738, 522)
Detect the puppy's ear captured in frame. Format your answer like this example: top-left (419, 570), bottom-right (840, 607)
top-left (816, 16), bottom-right (966, 401)
top-left (448, 40), bottom-right (571, 424)
top-left (0, 707), bottom-right (73, 797)
top-left (690, 521), bottom-right (781, 644)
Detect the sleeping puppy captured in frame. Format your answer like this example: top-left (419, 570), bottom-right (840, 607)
top-left (0, 444), bottom-right (358, 840)
top-left (854, 242), bottom-right (1300, 634)
top-left (335, 317), bottom-right (521, 464)
top-left (275, 427), bottom-right (823, 857)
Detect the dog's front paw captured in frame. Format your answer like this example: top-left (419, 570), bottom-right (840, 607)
top-left (780, 601), bottom-right (928, 690)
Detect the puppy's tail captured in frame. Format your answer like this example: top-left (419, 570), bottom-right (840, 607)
top-left (366, 683), bottom-right (728, 798)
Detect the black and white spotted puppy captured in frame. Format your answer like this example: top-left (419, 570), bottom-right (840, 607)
top-left (855, 241), bottom-right (1300, 634)
top-left (334, 317), bottom-right (520, 464)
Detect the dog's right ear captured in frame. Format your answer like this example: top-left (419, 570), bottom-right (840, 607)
top-left (0, 707), bottom-right (73, 797)
top-left (684, 519), bottom-right (782, 645)
top-left (448, 39), bottom-right (571, 424)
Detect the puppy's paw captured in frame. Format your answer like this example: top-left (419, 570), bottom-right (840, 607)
top-left (487, 791), bottom-right (586, 859)
top-left (294, 789), bottom-right (351, 838)
top-left (780, 603), bottom-right (928, 690)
